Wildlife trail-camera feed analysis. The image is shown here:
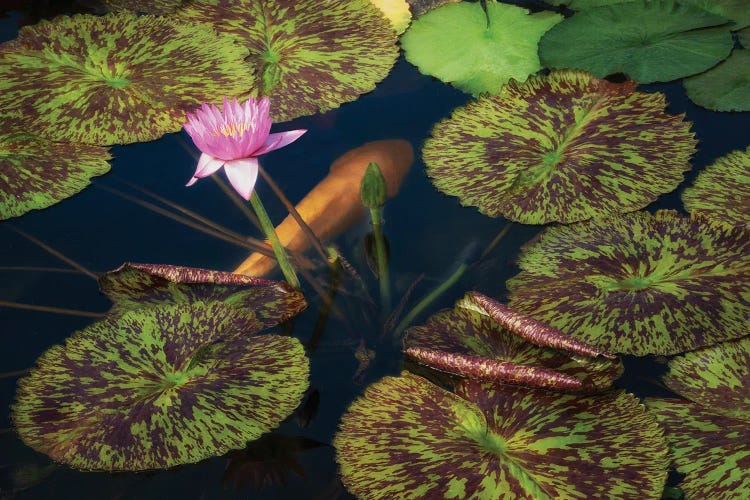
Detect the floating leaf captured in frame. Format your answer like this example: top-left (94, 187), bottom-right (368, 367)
top-left (507, 210), bottom-right (750, 355)
top-left (371, 0), bottom-right (411, 34)
top-left (539, 0), bottom-right (734, 83)
top-left (682, 146), bottom-right (750, 226)
top-left (404, 292), bottom-right (621, 392)
top-left (335, 372), bottom-right (668, 498)
top-left (646, 398), bottom-right (750, 498)
top-left (0, 13), bottom-right (254, 145)
top-left (401, 1), bottom-right (562, 96)
top-left (13, 266), bottom-right (309, 471)
top-left (101, 0), bottom-right (183, 14)
top-left (684, 49), bottom-right (750, 112)
top-left (176, 0), bottom-right (398, 122)
top-left (423, 70), bottom-right (696, 224)
top-left (406, 0), bottom-right (459, 17)
top-left (739, 27), bottom-right (750, 47)
top-left (0, 116), bottom-right (111, 220)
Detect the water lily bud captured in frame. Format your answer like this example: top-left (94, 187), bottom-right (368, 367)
top-left (360, 162), bottom-right (388, 209)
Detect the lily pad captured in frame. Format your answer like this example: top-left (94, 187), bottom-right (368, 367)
top-left (684, 49), bottom-right (750, 112)
top-left (406, 0), bottom-right (459, 17)
top-left (739, 27), bottom-right (750, 47)
top-left (682, 146), bottom-right (750, 227)
top-left (0, 116), bottom-right (111, 220)
top-left (507, 210), bottom-right (750, 355)
top-left (646, 398), bottom-right (750, 498)
top-left (371, 0), bottom-right (411, 34)
top-left (176, 0), bottom-right (399, 122)
top-left (0, 13), bottom-right (254, 145)
top-left (401, 1), bottom-right (562, 96)
top-left (423, 70), bottom-right (696, 224)
top-left (101, 0), bottom-right (183, 14)
top-left (404, 292), bottom-right (622, 392)
top-left (335, 372), bottom-right (668, 498)
top-left (539, 0), bottom-right (734, 83)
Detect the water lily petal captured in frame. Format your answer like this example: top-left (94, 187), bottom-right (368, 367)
top-left (255, 129), bottom-right (307, 156)
top-left (191, 153), bottom-right (226, 180)
top-left (224, 157), bottom-right (260, 200)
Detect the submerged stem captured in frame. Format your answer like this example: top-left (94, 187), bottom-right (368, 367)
top-left (249, 191), bottom-right (301, 289)
top-left (370, 208), bottom-right (391, 315)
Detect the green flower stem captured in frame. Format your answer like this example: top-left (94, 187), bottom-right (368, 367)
top-left (370, 207), bottom-right (392, 314)
top-left (249, 191), bottom-right (301, 289)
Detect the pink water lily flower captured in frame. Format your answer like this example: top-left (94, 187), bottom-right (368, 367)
top-left (183, 96), bottom-right (306, 200)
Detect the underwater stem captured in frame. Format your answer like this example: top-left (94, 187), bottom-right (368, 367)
top-left (370, 208), bottom-right (391, 315)
top-left (249, 191), bottom-right (301, 289)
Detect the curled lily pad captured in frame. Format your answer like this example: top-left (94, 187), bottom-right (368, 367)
top-left (101, 0), bottom-right (183, 14)
top-left (404, 292), bottom-right (621, 392)
top-left (177, 0), bottom-right (398, 122)
top-left (646, 398), bottom-right (750, 498)
top-left (371, 0), bottom-right (411, 34)
top-left (682, 146), bottom-right (750, 227)
top-left (401, 1), bottom-right (561, 96)
top-left (0, 13), bottom-right (254, 145)
top-left (423, 70), bottom-right (696, 224)
top-left (684, 49), bottom-right (750, 112)
top-left (507, 210), bottom-right (750, 355)
top-left (335, 372), bottom-right (668, 498)
top-left (0, 116), bottom-right (111, 220)
top-left (539, 0), bottom-right (734, 83)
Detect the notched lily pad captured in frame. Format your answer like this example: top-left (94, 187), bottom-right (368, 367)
top-left (423, 70), bottom-right (696, 224)
top-left (404, 292), bottom-right (622, 392)
top-left (507, 210), bottom-right (750, 355)
top-left (682, 146), bottom-right (750, 226)
top-left (539, 0), bottom-right (734, 83)
top-left (684, 49), bottom-right (750, 112)
top-left (401, 0), bottom-right (562, 96)
top-left (335, 372), bottom-right (668, 499)
top-left (177, 0), bottom-right (399, 122)
top-left (0, 13), bottom-right (254, 145)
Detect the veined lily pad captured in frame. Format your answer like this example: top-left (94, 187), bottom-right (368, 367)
top-left (684, 49), bottom-right (750, 112)
top-left (371, 0), bottom-right (411, 34)
top-left (539, 0), bottom-right (734, 83)
top-left (404, 292), bottom-right (622, 392)
top-left (740, 27), bottom-right (750, 47)
top-left (423, 70), bottom-right (696, 224)
top-left (101, 0), bottom-right (183, 14)
top-left (176, 0), bottom-right (399, 122)
top-left (646, 398), bottom-right (750, 498)
top-left (682, 146), bottom-right (750, 227)
top-left (507, 210), bottom-right (750, 355)
top-left (0, 116), bottom-right (111, 220)
top-left (335, 372), bottom-right (668, 498)
top-left (13, 265), bottom-right (309, 471)
top-left (0, 13), bottom-right (254, 145)
top-left (401, 1), bottom-right (562, 96)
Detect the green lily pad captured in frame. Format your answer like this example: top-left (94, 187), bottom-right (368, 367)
top-left (682, 146), bottom-right (750, 227)
top-left (335, 372), bottom-right (668, 498)
top-left (539, 0), bottom-right (734, 83)
top-left (684, 49), bottom-right (750, 112)
top-left (0, 116), bottom-right (111, 220)
top-left (404, 292), bottom-right (622, 392)
top-left (646, 398), bottom-right (750, 498)
top-left (176, 0), bottom-right (399, 122)
top-left (401, 1), bottom-right (562, 96)
top-left (739, 27), bottom-right (750, 47)
top-left (507, 210), bottom-right (750, 356)
top-left (101, 0), bottom-right (183, 14)
top-left (662, 337), bottom-right (750, 420)
top-left (0, 13), bottom-right (254, 145)
top-left (423, 70), bottom-right (696, 224)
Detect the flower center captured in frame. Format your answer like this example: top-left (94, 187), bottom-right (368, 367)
top-left (216, 122), bottom-right (252, 137)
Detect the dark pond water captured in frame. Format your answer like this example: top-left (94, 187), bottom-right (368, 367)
top-left (1, 4), bottom-right (749, 499)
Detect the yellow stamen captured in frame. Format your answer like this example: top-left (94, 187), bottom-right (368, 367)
top-left (214, 122), bottom-right (252, 137)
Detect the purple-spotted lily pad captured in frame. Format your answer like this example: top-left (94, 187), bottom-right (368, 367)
top-left (0, 13), bottom-right (254, 145)
top-left (401, 1), bottom-right (562, 96)
top-left (682, 146), bottom-right (750, 227)
top-left (12, 265), bottom-right (309, 471)
top-left (404, 292), bottom-right (622, 392)
top-left (176, 0), bottom-right (399, 122)
top-left (0, 115), bottom-right (111, 220)
top-left (423, 70), bottom-right (696, 224)
top-left (101, 0), bottom-right (183, 14)
top-left (507, 210), bottom-right (750, 356)
top-left (371, 0), bottom-right (411, 34)
top-left (335, 372), bottom-right (668, 498)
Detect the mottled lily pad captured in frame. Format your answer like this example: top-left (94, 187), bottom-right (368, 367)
top-left (0, 116), bottom-right (111, 220)
top-left (684, 49), bottom-right (750, 112)
top-left (682, 146), bottom-right (750, 227)
top-left (371, 0), bottom-right (411, 34)
top-left (101, 0), bottom-right (183, 14)
top-left (177, 0), bottom-right (398, 122)
top-left (0, 13), bottom-right (254, 145)
top-left (507, 210), bottom-right (750, 355)
top-left (539, 0), bottom-right (734, 83)
top-left (423, 70), bottom-right (696, 224)
top-left (646, 398), bottom-right (750, 498)
top-left (335, 372), bottom-right (668, 498)
top-left (404, 292), bottom-right (622, 392)
top-left (401, 1), bottom-right (562, 96)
